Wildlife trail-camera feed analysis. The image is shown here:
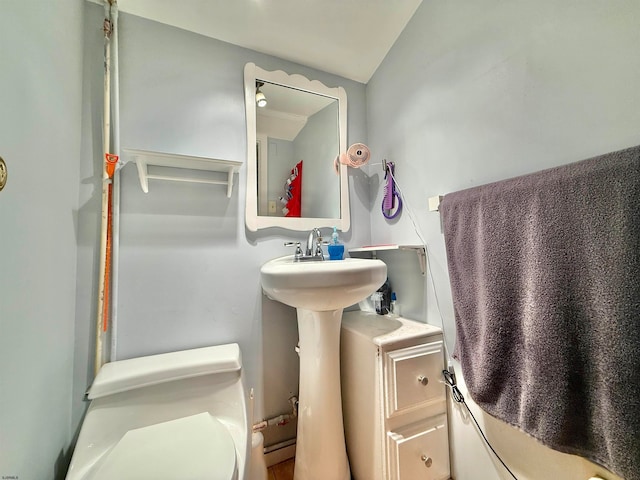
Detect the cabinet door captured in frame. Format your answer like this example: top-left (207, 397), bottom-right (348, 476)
top-left (387, 415), bottom-right (450, 480)
top-left (384, 341), bottom-right (445, 417)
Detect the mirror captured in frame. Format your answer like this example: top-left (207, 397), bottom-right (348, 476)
top-left (244, 63), bottom-right (349, 232)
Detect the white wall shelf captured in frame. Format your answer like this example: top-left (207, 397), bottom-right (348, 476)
top-left (123, 148), bottom-right (242, 198)
top-left (348, 245), bottom-right (427, 275)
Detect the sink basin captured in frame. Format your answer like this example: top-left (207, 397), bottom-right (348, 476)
top-left (260, 255), bottom-right (387, 311)
top-left (260, 254), bottom-right (386, 480)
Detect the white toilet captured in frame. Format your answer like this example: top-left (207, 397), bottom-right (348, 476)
top-left (66, 343), bottom-right (252, 480)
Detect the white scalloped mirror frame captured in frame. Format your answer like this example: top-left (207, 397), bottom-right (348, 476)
top-left (244, 62), bottom-right (350, 232)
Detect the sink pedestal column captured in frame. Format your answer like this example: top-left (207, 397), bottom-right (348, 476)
top-left (294, 308), bottom-right (350, 480)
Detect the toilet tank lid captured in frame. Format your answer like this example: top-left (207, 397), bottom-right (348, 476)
top-left (88, 343), bottom-right (241, 400)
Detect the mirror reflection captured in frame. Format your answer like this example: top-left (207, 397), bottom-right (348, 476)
top-left (244, 63), bottom-right (349, 232)
top-left (256, 81), bottom-right (340, 218)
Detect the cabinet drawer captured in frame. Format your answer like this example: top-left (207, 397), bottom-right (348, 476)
top-left (387, 414), bottom-right (450, 480)
top-left (384, 341), bottom-right (445, 417)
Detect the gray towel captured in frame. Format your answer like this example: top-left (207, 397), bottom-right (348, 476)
top-left (440, 145), bottom-right (640, 480)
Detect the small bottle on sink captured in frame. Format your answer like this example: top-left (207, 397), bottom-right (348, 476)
top-left (389, 292), bottom-right (400, 317)
top-left (328, 226), bottom-right (344, 260)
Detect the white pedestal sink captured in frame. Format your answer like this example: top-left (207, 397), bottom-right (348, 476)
top-left (260, 256), bottom-right (386, 480)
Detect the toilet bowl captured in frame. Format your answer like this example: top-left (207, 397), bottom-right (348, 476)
top-left (66, 343), bottom-right (250, 480)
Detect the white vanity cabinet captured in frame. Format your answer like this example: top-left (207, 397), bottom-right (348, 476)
top-left (341, 311), bottom-right (450, 480)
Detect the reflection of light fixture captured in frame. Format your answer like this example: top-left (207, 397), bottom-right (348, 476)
top-left (256, 81), bottom-right (267, 107)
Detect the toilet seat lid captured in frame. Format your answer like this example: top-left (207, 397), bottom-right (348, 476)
top-left (90, 413), bottom-right (237, 480)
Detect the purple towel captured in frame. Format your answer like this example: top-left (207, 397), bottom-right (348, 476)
top-left (440, 145), bottom-right (640, 480)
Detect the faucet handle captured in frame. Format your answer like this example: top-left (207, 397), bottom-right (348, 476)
top-left (284, 241), bottom-right (303, 258)
top-left (314, 236), bottom-right (324, 257)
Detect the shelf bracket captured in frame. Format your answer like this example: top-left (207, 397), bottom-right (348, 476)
top-left (399, 246), bottom-right (426, 276)
top-left (227, 168), bottom-right (234, 198)
top-left (135, 158), bottom-right (149, 193)
top-left (416, 248), bottom-right (427, 276)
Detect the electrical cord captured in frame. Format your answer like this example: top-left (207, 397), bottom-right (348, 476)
top-left (383, 165), bottom-right (452, 353)
top-left (442, 370), bottom-right (519, 480)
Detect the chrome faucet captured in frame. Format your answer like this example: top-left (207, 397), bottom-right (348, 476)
top-left (306, 227), bottom-right (323, 257)
top-left (285, 228), bottom-right (325, 262)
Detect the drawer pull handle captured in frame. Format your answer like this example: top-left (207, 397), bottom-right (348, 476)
top-left (420, 455), bottom-right (433, 467)
top-left (417, 375), bottom-right (429, 386)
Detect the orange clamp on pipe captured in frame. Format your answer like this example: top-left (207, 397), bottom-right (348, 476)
top-left (105, 153), bottom-right (119, 178)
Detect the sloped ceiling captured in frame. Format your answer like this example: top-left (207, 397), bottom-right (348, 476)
top-left (113, 0), bottom-right (422, 83)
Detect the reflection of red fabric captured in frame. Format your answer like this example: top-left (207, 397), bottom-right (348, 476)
top-left (285, 160), bottom-right (303, 217)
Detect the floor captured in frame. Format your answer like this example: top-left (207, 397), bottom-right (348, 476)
top-left (267, 458), bottom-right (295, 480)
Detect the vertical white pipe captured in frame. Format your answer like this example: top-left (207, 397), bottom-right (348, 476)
top-left (110, 0), bottom-right (120, 362)
top-left (95, 0), bottom-right (112, 375)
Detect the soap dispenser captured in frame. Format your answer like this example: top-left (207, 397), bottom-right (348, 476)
top-left (328, 227), bottom-right (344, 260)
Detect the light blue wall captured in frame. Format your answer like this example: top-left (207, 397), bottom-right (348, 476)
top-left (101, 10), bottom-right (370, 425)
top-left (366, 1), bottom-right (640, 479)
top-left (295, 102), bottom-right (341, 218)
top-left (0, 1), bottom-right (84, 479)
